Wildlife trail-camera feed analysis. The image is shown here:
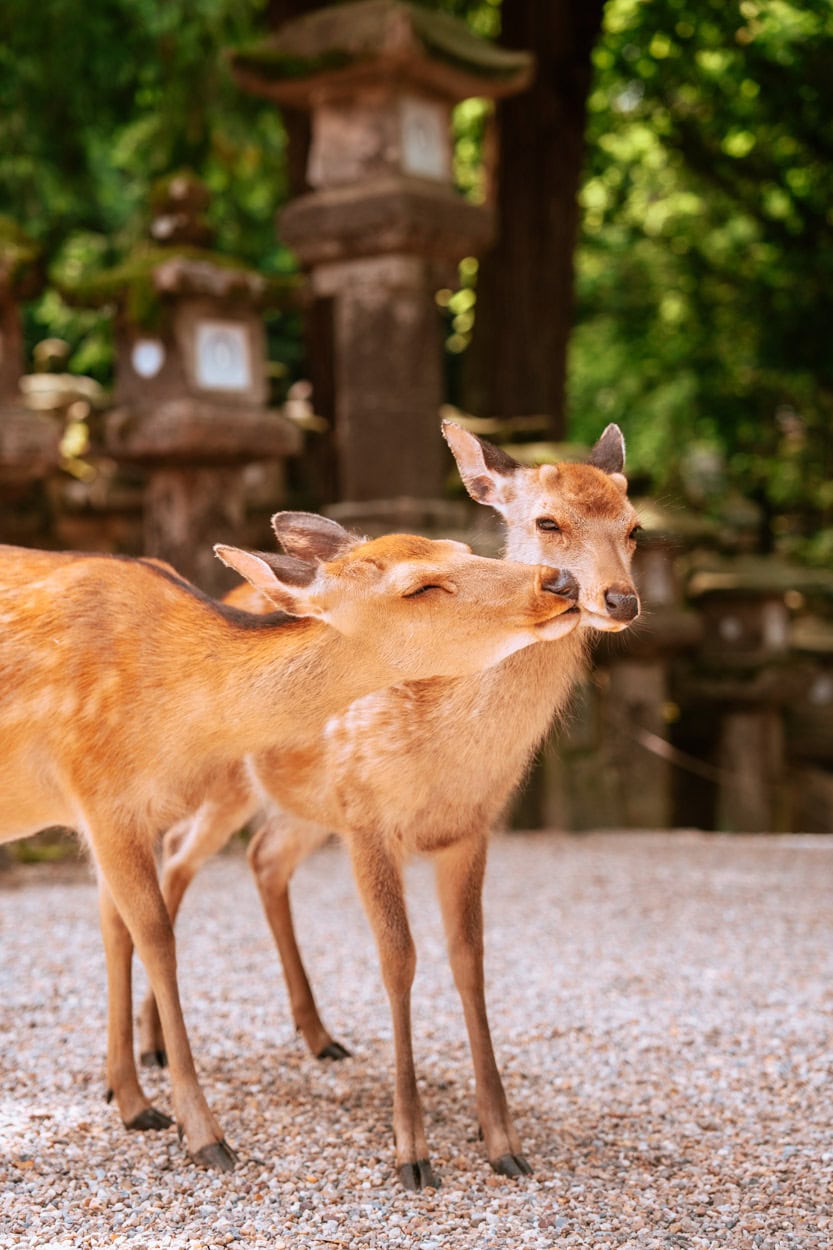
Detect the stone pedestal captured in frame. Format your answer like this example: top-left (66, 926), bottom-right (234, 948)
top-left (684, 558), bottom-right (821, 832)
top-left (230, 0), bottom-right (533, 508)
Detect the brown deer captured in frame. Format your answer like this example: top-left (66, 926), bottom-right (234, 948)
top-left (0, 516), bottom-right (581, 1172)
top-left (140, 424), bottom-right (641, 1189)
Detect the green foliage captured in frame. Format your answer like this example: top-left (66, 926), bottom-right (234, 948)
top-left (0, 0), bottom-right (295, 380)
top-left (570, 0), bottom-right (833, 561)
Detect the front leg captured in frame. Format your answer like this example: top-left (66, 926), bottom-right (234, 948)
top-left (434, 834), bottom-right (532, 1179)
top-left (348, 835), bottom-right (438, 1190)
top-left (98, 880), bottom-right (173, 1132)
top-left (91, 825), bottom-right (236, 1171)
top-left (139, 779), bottom-right (257, 1068)
top-left (248, 815), bottom-right (349, 1060)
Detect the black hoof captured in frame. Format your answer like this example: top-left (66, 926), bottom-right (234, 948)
top-left (192, 1139), bottom-right (238, 1172)
top-left (140, 1049), bottom-right (168, 1069)
top-left (316, 1041), bottom-right (352, 1061)
top-left (491, 1152), bottom-right (533, 1178)
top-left (126, 1106), bottom-right (174, 1132)
top-left (398, 1159), bottom-right (441, 1191)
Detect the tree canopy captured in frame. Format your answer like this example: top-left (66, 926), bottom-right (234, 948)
top-left (570, 0), bottom-right (833, 562)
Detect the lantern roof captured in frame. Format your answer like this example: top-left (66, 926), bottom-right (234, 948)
top-left (229, 0), bottom-right (534, 107)
top-left (60, 244), bottom-right (297, 331)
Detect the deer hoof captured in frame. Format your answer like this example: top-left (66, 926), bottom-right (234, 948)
top-left (398, 1159), bottom-right (441, 1191)
top-left (491, 1152), bottom-right (533, 1178)
top-left (192, 1139), bottom-right (238, 1172)
top-left (140, 1048), bottom-right (168, 1069)
top-left (316, 1041), bottom-right (352, 1061)
top-left (126, 1107), bottom-right (174, 1132)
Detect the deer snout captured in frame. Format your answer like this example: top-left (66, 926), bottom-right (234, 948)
top-left (540, 568), bottom-right (579, 603)
top-left (604, 586), bottom-right (640, 622)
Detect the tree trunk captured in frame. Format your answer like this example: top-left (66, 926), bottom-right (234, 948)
top-left (463, 0), bottom-right (606, 438)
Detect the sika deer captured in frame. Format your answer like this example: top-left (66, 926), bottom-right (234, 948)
top-left (0, 515), bottom-right (580, 1172)
top-left (142, 425), bottom-right (641, 1188)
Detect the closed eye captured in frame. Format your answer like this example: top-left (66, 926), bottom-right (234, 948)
top-left (536, 518), bottom-right (561, 533)
top-left (403, 583), bottom-right (447, 598)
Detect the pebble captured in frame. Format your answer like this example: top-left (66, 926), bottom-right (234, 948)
top-left (2, 831), bottom-right (833, 1248)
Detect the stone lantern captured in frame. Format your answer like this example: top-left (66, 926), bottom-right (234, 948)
top-left (0, 219), bottom-right (61, 504)
top-left (229, 0), bottom-right (533, 527)
top-left (70, 174), bottom-right (301, 592)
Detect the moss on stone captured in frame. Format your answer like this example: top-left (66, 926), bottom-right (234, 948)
top-left (60, 244), bottom-right (296, 330)
top-left (230, 1), bottom-right (532, 88)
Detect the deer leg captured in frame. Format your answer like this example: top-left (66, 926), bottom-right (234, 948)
top-left (97, 878), bottom-right (173, 1132)
top-left (434, 834), bottom-right (532, 1179)
top-left (91, 826), bottom-right (236, 1171)
top-left (139, 784), bottom-right (256, 1068)
top-left (348, 836), bottom-right (437, 1190)
top-left (247, 816), bottom-right (349, 1060)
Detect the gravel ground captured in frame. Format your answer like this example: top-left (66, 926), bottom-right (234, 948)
top-left (2, 830), bottom-right (833, 1250)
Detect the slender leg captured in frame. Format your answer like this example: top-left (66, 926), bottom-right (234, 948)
top-left (139, 782), bottom-right (256, 1066)
top-left (98, 879), bottom-right (173, 1131)
top-left (248, 816), bottom-right (349, 1060)
top-left (348, 835), bottom-right (438, 1191)
top-left (434, 834), bottom-right (532, 1178)
top-left (90, 824), bottom-right (236, 1171)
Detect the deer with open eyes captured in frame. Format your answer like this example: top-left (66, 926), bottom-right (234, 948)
top-left (142, 424), bottom-right (640, 1187)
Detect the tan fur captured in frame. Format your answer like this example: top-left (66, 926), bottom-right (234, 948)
top-left (0, 520), bottom-right (579, 1172)
top-left (145, 428), bottom-right (640, 1187)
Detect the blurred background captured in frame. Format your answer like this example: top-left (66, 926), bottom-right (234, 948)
top-left (2, 0), bottom-right (832, 835)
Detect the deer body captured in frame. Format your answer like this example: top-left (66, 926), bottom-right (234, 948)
top-left (250, 633), bottom-right (585, 850)
top-left (0, 521), bottom-right (579, 1172)
top-left (146, 425), bottom-right (641, 1188)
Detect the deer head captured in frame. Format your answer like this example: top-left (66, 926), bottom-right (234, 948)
top-left (442, 423), bottom-right (640, 632)
top-left (216, 512), bottom-right (581, 678)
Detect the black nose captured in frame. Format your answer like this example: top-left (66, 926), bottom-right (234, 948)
top-left (542, 568), bottom-right (579, 601)
top-left (604, 588), bottom-right (640, 621)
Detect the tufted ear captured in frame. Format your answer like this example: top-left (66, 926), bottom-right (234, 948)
top-left (442, 420), bottom-right (522, 510)
top-left (270, 511), bottom-right (363, 561)
top-left (587, 424), bottom-right (626, 475)
top-left (214, 545), bottom-right (324, 617)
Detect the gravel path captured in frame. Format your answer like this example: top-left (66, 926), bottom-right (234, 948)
top-left (2, 831), bottom-right (833, 1249)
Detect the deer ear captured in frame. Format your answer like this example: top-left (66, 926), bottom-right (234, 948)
top-left (271, 511), bottom-right (362, 561)
top-left (587, 424), bottom-right (626, 474)
top-left (214, 545), bottom-right (323, 617)
top-left (442, 420), bottom-right (521, 509)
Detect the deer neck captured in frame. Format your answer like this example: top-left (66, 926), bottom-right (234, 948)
top-left (215, 616), bottom-right (398, 753)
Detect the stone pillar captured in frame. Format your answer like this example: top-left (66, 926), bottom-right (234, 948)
top-left (322, 255), bottom-right (446, 500)
top-left (685, 559), bottom-right (815, 832)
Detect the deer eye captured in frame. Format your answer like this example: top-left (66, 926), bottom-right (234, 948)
top-left (629, 524), bottom-right (642, 542)
top-left (403, 583), bottom-right (445, 598)
top-left (536, 518), bottom-right (561, 533)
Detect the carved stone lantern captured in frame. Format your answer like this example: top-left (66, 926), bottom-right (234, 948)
top-left (69, 175), bottom-right (301, 591)
top-left (0, 220), bottom-right (61, 502)
top-left (229, 1), bottom-right (533, 526)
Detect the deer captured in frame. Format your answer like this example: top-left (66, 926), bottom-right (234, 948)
top-left (138, 423), bottom-right (641, 1189)
top-left (0, 516), bottom-right (582, 1173)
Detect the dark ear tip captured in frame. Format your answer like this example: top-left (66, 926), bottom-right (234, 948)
top-left (587, 424), bottom-right (626, 474)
